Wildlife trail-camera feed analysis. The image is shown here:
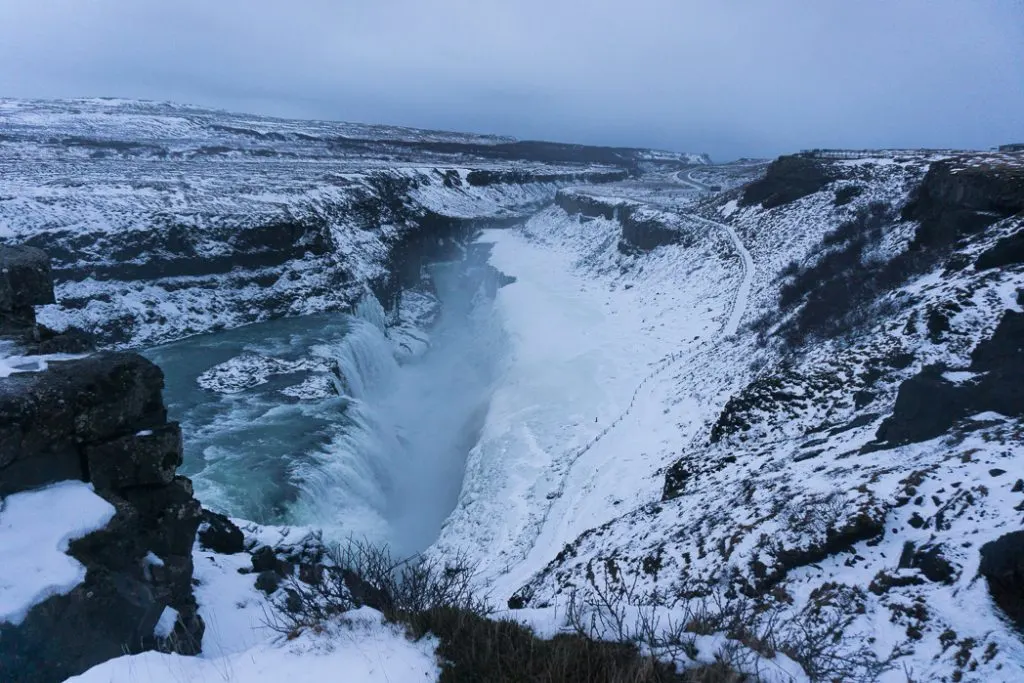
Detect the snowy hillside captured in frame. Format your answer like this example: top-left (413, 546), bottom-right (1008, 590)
top-left (448, 150), bottom-right (1024, 681)
top-left (0, 99), bottom-right (680, 348)
top-left (2, 99), bottom-right (1022, 683)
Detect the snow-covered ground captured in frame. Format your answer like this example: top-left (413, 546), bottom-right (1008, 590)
top-left (0, 481), bottom-right (115, 626)
top-left (431, 151), bottom-right (1024, 681)
top-left (3, 102), bottom-right (1023, 682)
top-left (434, 206), bottom-right (742, 596)
top-left (65, 546), bottom-right (440, 683)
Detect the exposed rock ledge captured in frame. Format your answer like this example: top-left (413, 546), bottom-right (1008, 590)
top-left (555, 189), bottom-right (696, 252)
top-left (0, 248), bottom-right (203, 683)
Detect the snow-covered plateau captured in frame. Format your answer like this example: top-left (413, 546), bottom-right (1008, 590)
top-left (1, 101), bottom-right (1023, 683)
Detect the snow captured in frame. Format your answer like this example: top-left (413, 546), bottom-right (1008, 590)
top-left (153, 606), bottom-right (179, 639)
top-left (437, 151), bottom-right (1024, 680)
top-left (942, 370), bottom-right (980, 384)
top-left (64, 530), bottom-right (440, 682)
top-left (0, 481), bottom-right (116, 626)
top-left (142, 551), bottom-right (166, 581)
top-left (196, 352), bottom-right (326, 394)
top-left (433, 206), bottom-right (737, 594)
top-left (0, 341), bottom-right (89, 378)
top-left (2, 106), bottom-right (1020, 680)
top-left (67, 607), bottom-right (440, 683)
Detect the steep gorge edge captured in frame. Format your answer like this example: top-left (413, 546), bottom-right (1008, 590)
top-left (23, 167), bottom-right (626, 349)
top-left (513, 151), bottom-right (1024, 681)
top-left (0, 166), bottom-right (624, 682)
top-left (3, 149), bottom-right (1024, 681)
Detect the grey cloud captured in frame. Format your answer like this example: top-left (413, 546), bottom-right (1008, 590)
top-left (1, 0), bottom-right (1022, 159)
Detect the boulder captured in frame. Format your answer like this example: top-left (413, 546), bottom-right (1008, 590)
top-left (0, 350), bottom-right (205, 682)
top-left (197, 509), bottom-right (245, 555)
top-left (252, 546), bottom-right (278, 573)
top-left (0, 353), bottom-right (166, 496)
top-left (255, 571), bottom-right (280, 595)
top-left (0, 245), bottom-right (55, 311)
top-left (979, 531), bottom-right (1024, 629)
top-left (975, 228), bottom-right (1024, 270)
top-left (31, 325), bottom-right (95, 355)
top-left (618, 204), bottom-right (686, 252)
top-left (876, 311), bottom-right (1024, 446)
top-left (875, 367), bottom-right (967, 446)
top-left (555, 190), bottom-right (618, 220)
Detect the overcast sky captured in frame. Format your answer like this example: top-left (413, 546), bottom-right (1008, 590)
top-left (1, 1), bottom-right (1022, 160)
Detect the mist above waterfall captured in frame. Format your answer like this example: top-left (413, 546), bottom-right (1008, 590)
top-left (145, 247), bottom-right (508, 557)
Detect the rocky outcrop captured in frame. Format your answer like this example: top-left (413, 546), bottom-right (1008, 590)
top-left (0, 245), bottom-right (54, 335)
top-left (0, 352), bottom-right (206, 683)
top-left (618, 204), bottom-right (687, 252)
top-left (739, 155), bottom-right (835, 209)
top-left (979, 531), bottom-right (1024, 629)
top-left (976, 226), bottom-right (1024, 270)
top-left (875, 310), bottom-right (1024, 445)
top-left (555, 191), bottom-right (688, 252)
top-left (555, 190), bottom-right (617, 220)
top-left (904, 155), bottom-right (1024, 250)
top-left (466, 168), bottom-right (626, 187)
top-left (0, 251), bottom-right (204, 683)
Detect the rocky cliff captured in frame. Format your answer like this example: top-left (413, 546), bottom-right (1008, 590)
top-left (554, 188), bottom-right (700, 252)
top-left (495, 149), bottom-right (1024, 681)
top-left (0, 250), bottom-right (204, 683)
top-left (0, 99), bottom-right (645, 350)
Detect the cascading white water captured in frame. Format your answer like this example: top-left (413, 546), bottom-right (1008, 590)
top-left (145, 253), bottom-right (507, 557)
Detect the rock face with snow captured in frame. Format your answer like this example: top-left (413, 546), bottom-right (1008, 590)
top-left (738, 154), bottom-right (835, 209)
top-left (0, 252), bottom-right (204, 683)
top-left (484, 148), bottom-right (1024, 681)
top-left (0, 99), bottom-right (647, 349)
top-left (3, 98), bottom-right (1024, 681)
top-left (0, 245), bottom-right (54, 335)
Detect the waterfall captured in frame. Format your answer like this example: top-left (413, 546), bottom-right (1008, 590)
top-left (287, 277), bottom-right (508, 556)
top-left (354, 291), bottom-right (390, 333)
top-left (146, 265), bottom-right (508, 558)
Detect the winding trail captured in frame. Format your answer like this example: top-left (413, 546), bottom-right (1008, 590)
top-left (674, 168), bottom-right (713, 192)
top-left (689, 215), bottom-right (754, 336)
top-left (491, 202), bottom-right (756, 600)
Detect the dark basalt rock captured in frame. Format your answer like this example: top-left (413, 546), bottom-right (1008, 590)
top-left (198, 508), bottom-right (245, 555)
top-left (0, 245), bottom-right (55, 310)
top-left (556, 191), bottom-right (689, 253)
top-left (251, 546), bottom-right (278, 573)
top-left (255, 571), bottom-right (281, 595)
top-left (618, 205), bottom-right (685, 252)
top-left (0, 353), bottom-right (168, 496)
top-left (740, 155), bottom-right (835, 209)
top-left (975, 227), bottom-right (1024, 270)
top-left (0, 244), bottom-right (54, 335)
top-left (1, 444), bottom-right (204, 682)
top-left (874, 366), bottom-right (966, 446)
top-left (875, 311), bottom-right (1024, 447)
top-left (85, 422), bottom-right (183, 491)
top-left (899, 542), bottom-right (958, 584)
top-left (31, 325), bottom-right (96, 354)
top-left (905, 156), bottom-right (1024, 251)
top-left (0, 351), bottom-right (206, 680)
top-left (661, 460), bottom-right (690, 501)
top-left (0, 249), bottom-right (206, 682)
top-left (979, 531), bottom-right (1024, 629)
top-left (555, 190), bottom-right (618, 220)
top-left (834, 184), bottom-right (864, 206)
